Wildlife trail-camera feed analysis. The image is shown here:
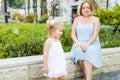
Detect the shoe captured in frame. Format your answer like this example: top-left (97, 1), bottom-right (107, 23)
top-left (83, 77), bottom-right (86, 80)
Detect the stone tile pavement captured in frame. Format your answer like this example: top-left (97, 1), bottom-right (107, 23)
top-left (74, 70), bottom-right (120, 80)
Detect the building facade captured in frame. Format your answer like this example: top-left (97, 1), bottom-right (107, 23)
top-left (24, 0), bottom-right (47, 21)
top-left (47, 0), bottom-right (120, 23)
top-left (1, 0), bottom-right (120, 23)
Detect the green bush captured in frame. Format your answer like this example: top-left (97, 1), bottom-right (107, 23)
top-left (0, 44), bottom-right (8, 59)
top-left (12, 12), bottom-right (25, 22)
top-left (61, 24), bottom-right (72, 52)
top-left (39, 14), bottom-right (49, 23)
top-left (99, 25), bottom-right (120, 48)
top-left (0, 23), bottom-right (47, 58)
top-left (24, 13), bottom-right (37, 23)
top-left (93, 4), bottom-right (120, 33)
top-left (0, 23), bottom-right (120, 59)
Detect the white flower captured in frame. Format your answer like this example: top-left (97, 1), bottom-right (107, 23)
top-left (50, 20), bottom-right (55, 25)
top-left (12, 28), bottom-right (19, 35)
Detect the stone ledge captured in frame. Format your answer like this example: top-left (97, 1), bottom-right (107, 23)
top-left (0, 56), bottom-right (43, 69)
top-left (101, 47), bottom-right (120, 55)
top-left (1, 47), bottom-right (119, 68)
top-left (0, 47), bottom-right (120, 80)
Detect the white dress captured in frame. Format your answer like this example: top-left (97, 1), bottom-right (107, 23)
top-left (45, 39), bottom-right (67, 78)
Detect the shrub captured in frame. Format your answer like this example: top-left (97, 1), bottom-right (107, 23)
top-left (0, 23), bottom-right (47, 58)
top-left (24, 13), bottom-right (37, 23)
top-left (93, 4), bottom-right (120, 33)
top-left (39, 14), bottom-right (49, 23)
top-left (0, 23), bottom-right (120, 59)
top-left (61, 24), bottom-right (72, 52)
top-left (12, 12), bottom-right (24, 22)
top-left (99, 25), bottom-right (120, 48)
top-left (0, 44), bottom-right (8, 59)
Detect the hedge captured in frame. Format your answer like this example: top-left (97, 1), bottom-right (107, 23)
top-left (0, 23), bottom-right (120, 59)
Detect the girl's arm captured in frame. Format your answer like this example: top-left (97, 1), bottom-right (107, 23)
top-left (43, 39), bottom-right (51, 73)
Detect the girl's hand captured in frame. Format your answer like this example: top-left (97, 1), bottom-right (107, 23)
top-left (43, 66), bottom-right (48, 74)
top-left (81, 43), bottom-right (90, 52)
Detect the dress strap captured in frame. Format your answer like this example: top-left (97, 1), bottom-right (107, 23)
top-left (48, 38), bottom-right (54, 44)
top-left (48, 38), bottom-right (59, 44)
top-left (75, 16), bottom-right (82, 25)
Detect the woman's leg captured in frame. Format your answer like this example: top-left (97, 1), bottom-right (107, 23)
top-left (84, 60), bottom-right (93, 80)
top-left (78, 60), bottom-right (85, 79)
top-left (78, 60), bottom-right (84, 71)
top-left (51, 78), bottom-right (59, 80)
top-left (59, 76), bottom-right (64, 80)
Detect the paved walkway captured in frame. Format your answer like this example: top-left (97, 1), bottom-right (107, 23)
top-left (74, 70), bottom-right (120, 80)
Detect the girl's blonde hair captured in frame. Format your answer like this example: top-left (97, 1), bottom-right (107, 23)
top-left (46, 19), bottom-right (64, 36)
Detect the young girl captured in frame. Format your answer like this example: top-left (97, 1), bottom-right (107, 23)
top-left (43, 19), bottom-right (67, 80)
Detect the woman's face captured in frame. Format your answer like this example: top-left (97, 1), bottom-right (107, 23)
top-left (82, 2), bottom-right (91, 16)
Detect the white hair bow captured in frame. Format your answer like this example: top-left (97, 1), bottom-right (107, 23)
top-left (50, 20), bottom-right (55, 25)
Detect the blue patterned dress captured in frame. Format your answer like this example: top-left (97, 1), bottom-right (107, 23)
top-left (71, 23), bottom-right (103, 68)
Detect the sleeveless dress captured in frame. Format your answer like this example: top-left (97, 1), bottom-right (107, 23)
top-left (71, 23), bottom-right (103, 68)
top-left (45, 39), bottom-right (67, 78)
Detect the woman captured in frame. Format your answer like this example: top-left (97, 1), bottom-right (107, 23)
top-left (70, 1), bottom-right (103, 80)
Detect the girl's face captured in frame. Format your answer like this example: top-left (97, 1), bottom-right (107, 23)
top-left (82, 2), bottom-right (91, 16)
top-left (53, 28), bottom-right (63, 39)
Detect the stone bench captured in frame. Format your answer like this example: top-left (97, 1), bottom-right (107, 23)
top-left (0, 47), bottom-right (120, 80)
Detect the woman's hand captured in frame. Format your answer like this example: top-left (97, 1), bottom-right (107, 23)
top-left (43, 65), bottom-right (48, 74)
top-left (75, 41), bottom-right (81, 48)
top-left (81, 43), bottom-right (90, 52)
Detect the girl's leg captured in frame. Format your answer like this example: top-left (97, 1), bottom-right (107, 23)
top-left (59, 76), bottom-right (64, 80)
top-left (84, 60), bottom-right (93, 80)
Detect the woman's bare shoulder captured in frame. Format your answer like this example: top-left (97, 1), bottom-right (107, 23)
top-left (74, 16), bottom-right (82, 23)
top-left (91, 16), bottom-right (100, 23)
top-left (74, 16), bottom-right (81, 20)
top-left (92, 16), bottom-right (100, 23)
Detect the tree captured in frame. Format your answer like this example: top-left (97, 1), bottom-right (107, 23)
top-left (8, 0), bottom-right (24, 9)
top-left (41, 0), bottom-right (47, 16)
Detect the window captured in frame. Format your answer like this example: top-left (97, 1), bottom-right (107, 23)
top-left (74, 0), bottom-right (79, 2)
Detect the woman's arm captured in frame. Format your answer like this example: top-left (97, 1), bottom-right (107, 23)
top-left (71, 17), bottom-right (81, 47)
top-left (87, 17), bottom-right (100, 45)
top-left (81, 17), bottom-right (100, 52)
top-left (43, 39), bottom-right (51, 73)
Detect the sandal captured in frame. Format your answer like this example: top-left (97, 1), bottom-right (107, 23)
top-left (83, 77), bottom-right (86, 80)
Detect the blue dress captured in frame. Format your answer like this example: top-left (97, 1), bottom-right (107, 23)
top-left (71, 23), bottom-right (103, 68)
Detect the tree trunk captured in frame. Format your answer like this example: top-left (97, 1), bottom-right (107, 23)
top-left (41, 0), bottom-right (47, 16)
